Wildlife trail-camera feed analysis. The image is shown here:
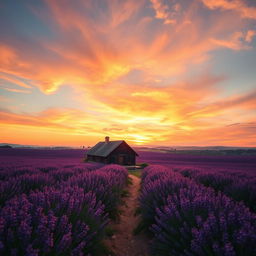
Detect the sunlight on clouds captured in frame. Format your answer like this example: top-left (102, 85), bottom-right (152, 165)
top-left (0, 73), bottom-right (32, 89)
top-left (200, 0), bottom-right (256, 19)
top-left (0, 87), bottom-right (31, 94)
top-left (1, 0), bottom-right (256, 146)
top-left (1, 0), bottom-right (254, 94)
top-left (127, 134), bottom-right (153, 144)
top-left (117, 116), bottom-right (164, 124)
top-left (210, 31), bottom-right (253, 50)
top-left (245, 30), bottom-right (256, 43)
top-left (150, 0), bottom-right (178, 24)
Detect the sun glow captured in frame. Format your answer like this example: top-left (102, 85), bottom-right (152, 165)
top-left (1, 0), bottom-right (256, 147)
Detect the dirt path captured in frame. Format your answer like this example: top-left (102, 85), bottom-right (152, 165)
top-left (104, 174), bottom-right (149, 256)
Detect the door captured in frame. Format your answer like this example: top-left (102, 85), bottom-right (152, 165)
top-left (118, 155), bottom-right (125, 165)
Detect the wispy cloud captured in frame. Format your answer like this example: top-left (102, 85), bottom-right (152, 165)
top-left (245, 30), bottom-right (256, 42)
top-left (188, 89), bottom-right (256, 119)
top-left (1, 75), bottom-right (256, 146)
top-left (210, 31), bottom-right (253, 50)
top-left (0, 87), bottom-right (31, 94)
top-left (200, 0), bottom-right (256, 19)
top-left (1, 0), bottom-right (254, 94)
top-left (0, 73), bottom-right (32, 89)
top-left (150, 0), bottom-right (180, 24)
top-left (0, 0), bottom-right (255, 146)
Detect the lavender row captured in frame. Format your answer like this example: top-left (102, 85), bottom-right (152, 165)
top-left (63, 164), bottom-right (128, 216)
top-left (177, 168), bottom-right (256, 212)
top-left (0, 186), bottom-right (107, 255)
top-left (0, 164), bottom-right (101, 207)
top-left (0, 164), bottom-right (128, 255)
top-left (139, 165), bottom-right (256, 256)
top-left (137, 150), bottom-right (256, 174)
top-left (0, 162), bottom-right (101, 181)
top-left (0, 173), bottom-right (55, 207)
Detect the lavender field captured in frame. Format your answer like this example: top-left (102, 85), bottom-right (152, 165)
top-left (0, 148), bottom-right (255, 255)
top-left (0, 148), bottom-right (128, 255)
top-left (139, 165), bottom-right (256, 255)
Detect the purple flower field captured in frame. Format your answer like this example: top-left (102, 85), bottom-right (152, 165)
top-left (140, 165), bottom-right (256, 256)
top-left (0, 148), bottom-right (255, 255)
top-left (0, 148), bottom-right (128, 255)
top-left (137, 150), bottom-right (256, 174)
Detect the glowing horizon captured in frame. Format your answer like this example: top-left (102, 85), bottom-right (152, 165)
top-left (1, 0), bottom-right (256, 147)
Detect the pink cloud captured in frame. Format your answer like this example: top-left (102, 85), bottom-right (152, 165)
top-left (0, 87), bottom-right (31, 94)
top-left (245, 30), bottom-right (256, 42)
top-left (0, 0), bottom-right (253, 95)
top-left (0, 0), bottom-right (255, 146)
top-left (200, 0), bottom-right (256, 19)
top-left (210, 31), bottom-right (252, 50)
top-left (150, 0), bottom-right (179, 24)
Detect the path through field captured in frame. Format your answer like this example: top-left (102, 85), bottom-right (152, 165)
top-left (105, 174), bottom-right (149, 256)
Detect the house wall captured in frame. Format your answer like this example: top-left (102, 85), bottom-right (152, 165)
top-left (108, 142), bottom-right (136, 165)
top-left (87, 141), bottom-right (137, 165)
top-left (87, 155), bottom-right (106, 163)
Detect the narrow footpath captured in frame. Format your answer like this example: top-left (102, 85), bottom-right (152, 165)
top-left (105, 174), bottom-right (149, 256)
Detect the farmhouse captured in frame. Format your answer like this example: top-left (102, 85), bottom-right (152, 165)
top-left (86, 137), bottom-right (138, 165)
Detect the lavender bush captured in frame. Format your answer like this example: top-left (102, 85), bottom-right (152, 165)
top-left (0, 173), bottom-right (55, 206)
top-left (63, 164), bottom-right (128, 217)
top-left (0, 186), bottom-right (107, 255)
top-left (0, 167), bottom-right (40, 181)
top-left (139, 165), bottom-right (194, 226)
top-left (0, 161), bottom-right (104, 207)
top-left (177, 168), bottom-right (256, 212)
top-left (140, 165), bottom-right (256, 256)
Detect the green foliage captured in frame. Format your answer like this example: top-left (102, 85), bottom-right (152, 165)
top-left (127, 176), bottom-right (133, 184)
top-left (121, 189), bottom-right (130, 197)
top-left (128, 170), bottom-right (141, 178)
top-left (139, 163), bottom-right (148, 169)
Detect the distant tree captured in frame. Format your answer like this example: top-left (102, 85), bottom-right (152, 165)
top-left (0, 145), bottom-right (12, 148)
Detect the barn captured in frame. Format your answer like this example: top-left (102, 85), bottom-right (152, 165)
top-left (86, 137), bottom-right (138, 165)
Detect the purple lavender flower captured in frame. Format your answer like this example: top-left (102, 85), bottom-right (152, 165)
top-left (140, 165), bottom-right (256, 256)
top-left (0, 163), bottom-right (128, 255)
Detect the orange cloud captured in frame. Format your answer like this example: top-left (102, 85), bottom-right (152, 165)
top-left (1, 88), bottom-right (255, 146)
top-left (161, 122), bottom-right (256, 146)
top-left (150, 0), bottom-right (179, 24)
top-left (0, 74), bottom-right (32, 89)
top-left (200, 0), bottom-right (256, 19)
top-left (210, 31), bottom-right (252, 50)
top-left (0, 0), bottom-right (252, 94)
top-left (2, 73), bottom-right (255, 146)
top-left (0, 87), bottom-right (31, 94)
top-left (1, 0), bottom-right (255, 146)
top-left (188, 89), bottom-right (256, 119)
top-left (245, 30), bottom-right (256, 42)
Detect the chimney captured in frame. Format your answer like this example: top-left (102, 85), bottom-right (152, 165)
top-left (105, 136), bottom-right (110, 143)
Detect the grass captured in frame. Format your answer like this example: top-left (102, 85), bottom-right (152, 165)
top-left (128, 170), bottom-right (142, 178)
top-left (121, 189), bottom-right (130, 197)
top-left (128, 162), bottom-right (148, 178)
top-left (138, 163), bottom-right (148, 169)
top-left (127, 176), bottom-right (133, 185)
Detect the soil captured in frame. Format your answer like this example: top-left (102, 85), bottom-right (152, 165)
top-left (104, 175), bottom-right (150, 256)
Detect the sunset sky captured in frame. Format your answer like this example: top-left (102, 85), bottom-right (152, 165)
top-left (1, 0), bottom-right (256, 147)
